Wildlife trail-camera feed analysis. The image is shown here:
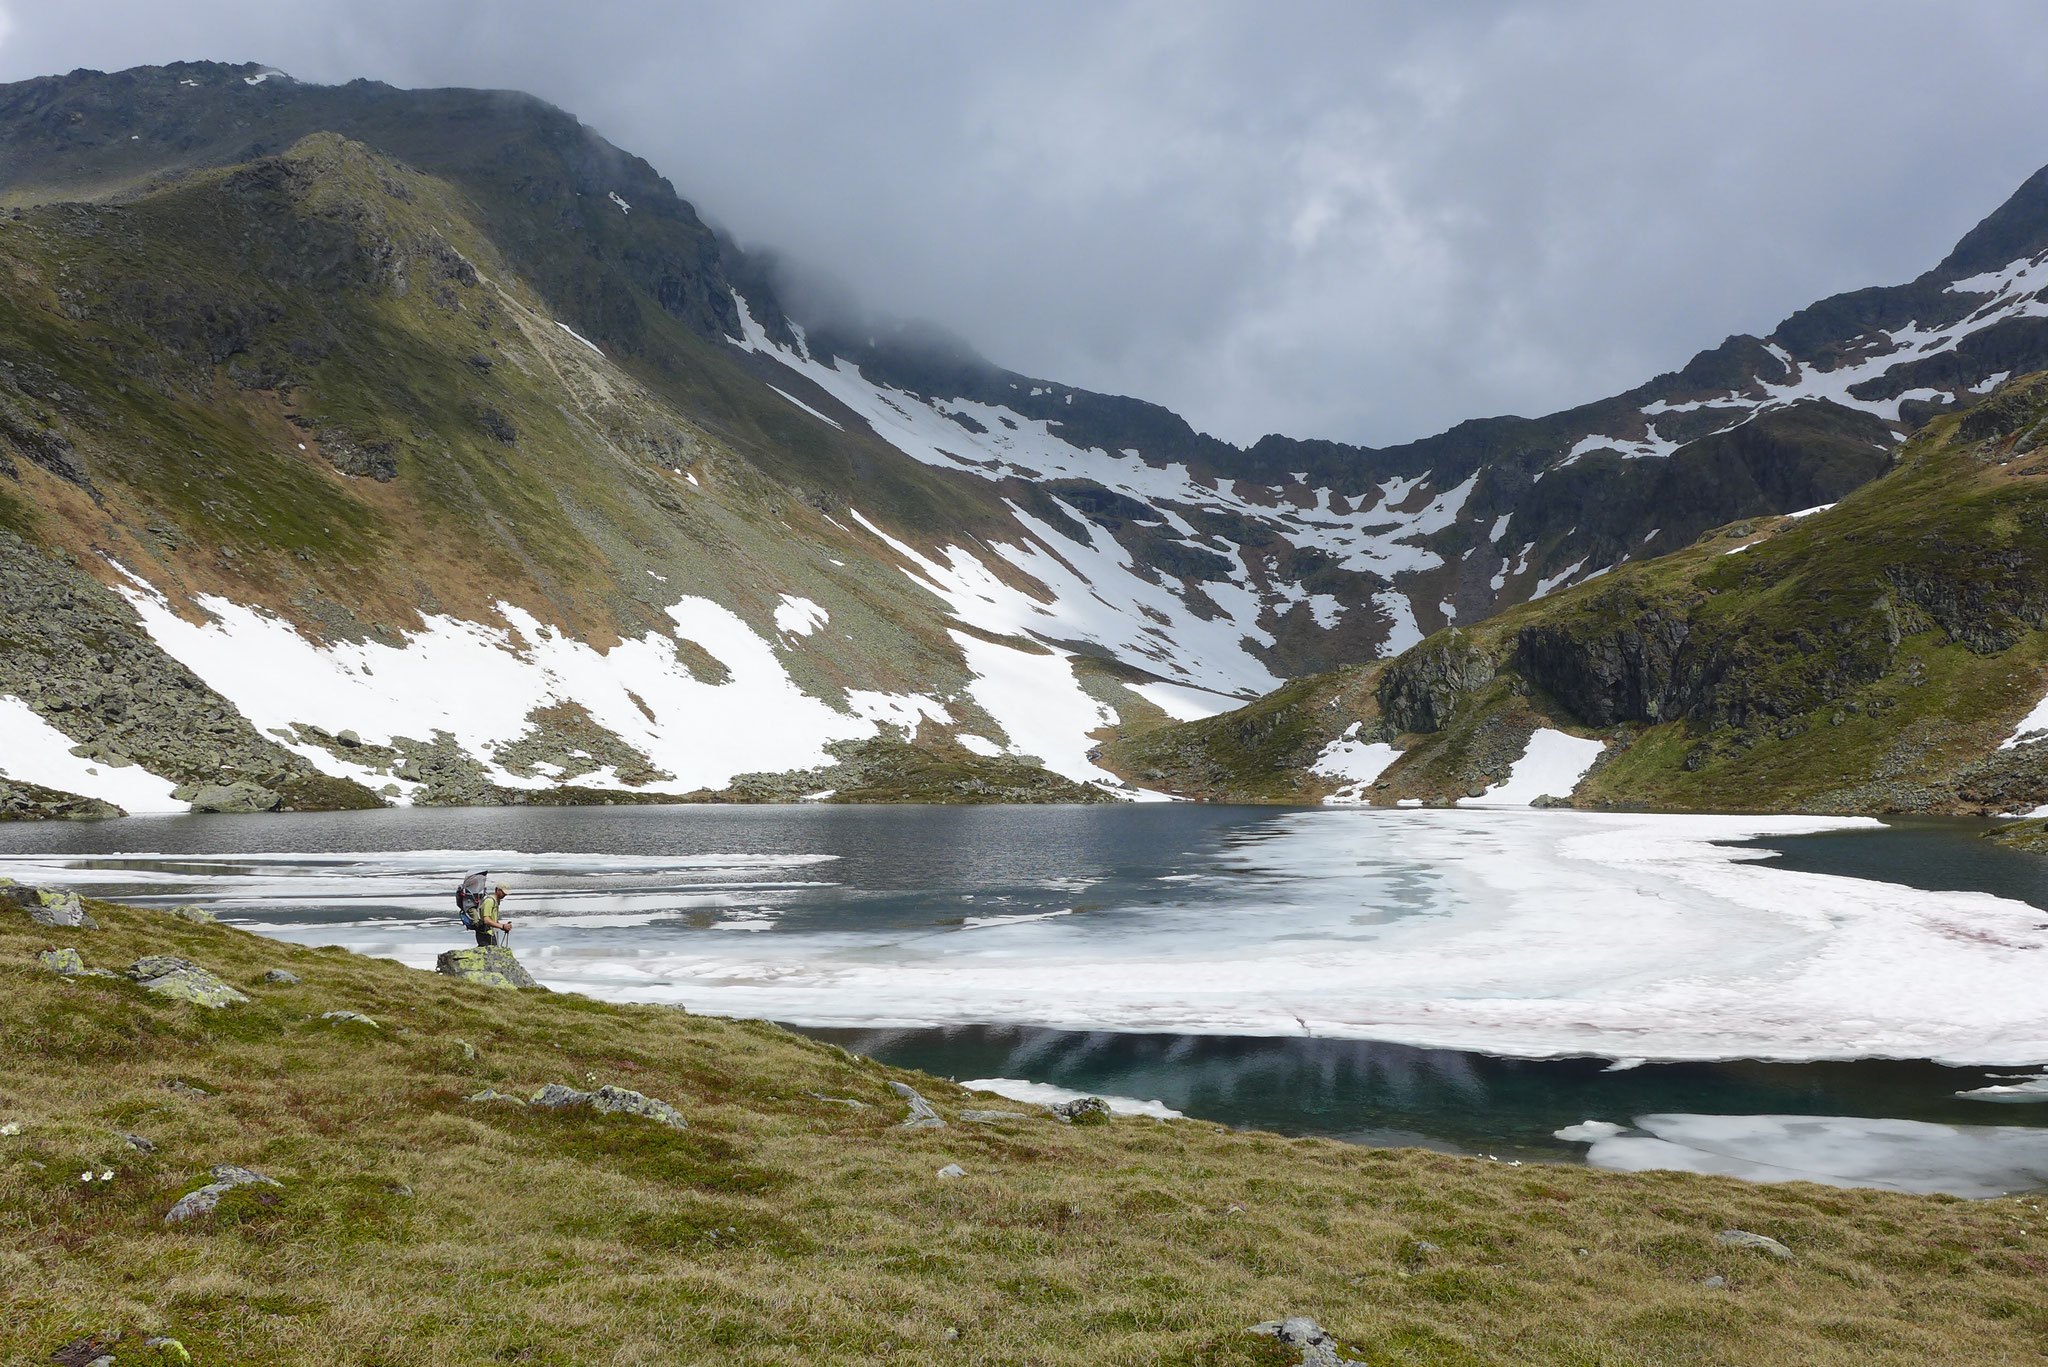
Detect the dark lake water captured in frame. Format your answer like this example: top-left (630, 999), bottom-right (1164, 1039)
top-left (3, 803), bottom-right (2044, 1193)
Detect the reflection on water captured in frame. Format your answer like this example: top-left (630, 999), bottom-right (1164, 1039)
top-left (801, 1022), bottom-right (2047, 1161)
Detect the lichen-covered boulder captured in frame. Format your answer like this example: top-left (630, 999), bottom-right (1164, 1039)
top-left (590, 1084), bottom-right (686, 1128)
top-left (263, 968), bottom-right (300, 984)
top-left (165, 905), bottom-right (218, 924)
top-left (163, 1164), bottom-right (279, 1223)
top-left (435, 945), bottom-right (539, 989)
top-left (320, 1010), bottom-right (379, 1028)
top-left (37, 947), bottom-right (86, 974)
top-left (527, 1082), bottom-right (686, 1127)
top-left (126, 956), bottom-right (250, 1008)
top-left (27, 889), bottom-right (98, 930)
top-left (1050, 1096), bottom-right (1112, 1126)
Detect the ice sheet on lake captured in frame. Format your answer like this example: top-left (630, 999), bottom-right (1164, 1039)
top-left (205, 809), bottom-right (2048, 1066)
top-left (1573, 1113), bottom-right (2048, 1198)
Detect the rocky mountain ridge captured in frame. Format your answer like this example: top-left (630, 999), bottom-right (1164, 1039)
top-left (1, 60), bottom-right (2047, 815)
top-left (1109, 373), bottom-right (2048, 814)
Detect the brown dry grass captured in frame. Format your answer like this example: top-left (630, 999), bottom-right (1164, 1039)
top-left (3, 897), bottom-right (2045, 1366)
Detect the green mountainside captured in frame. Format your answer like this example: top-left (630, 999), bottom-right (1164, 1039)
top-left (1108, 374), bottom-right (2048, 813)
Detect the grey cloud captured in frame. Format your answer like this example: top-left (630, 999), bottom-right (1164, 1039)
top-left (4, 1), bottom-right (2048, 446)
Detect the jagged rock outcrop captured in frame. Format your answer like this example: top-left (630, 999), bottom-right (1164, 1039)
top-left (1375, 634), bottom-right (1496, 733)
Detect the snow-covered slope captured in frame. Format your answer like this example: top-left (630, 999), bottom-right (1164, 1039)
top-left (3, 63), bottom-right (2048, 815)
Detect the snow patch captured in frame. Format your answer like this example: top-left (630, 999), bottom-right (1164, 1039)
top-left (1462, 729), bottom-right (1604, 807)
top-left (963, 1077), bottom-right (1183, 1119)
top-left (0, 696), bottom-right (187, 813)
top-left (773, 595), bottom-right (829, 637)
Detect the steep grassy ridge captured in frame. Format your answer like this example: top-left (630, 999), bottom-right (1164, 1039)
top-left (1109, 374), bottom-right (2048, 813)
top-left (0, 131), bottom-right (1111, 811)
top-left (8, 896), bottom-right (2047, 1365)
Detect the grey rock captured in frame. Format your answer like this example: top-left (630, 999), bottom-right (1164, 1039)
top-left (321, 1010), bottom-right (378, 1027)
top-left (29, 889), bottom-right (98, 930)
top-left (589, 1084), bottom-right (687, 1127)
top-left (935, 1163), bottom-right (966, 1179)
top-left (1049, 1095), bottom-right (1112, 1125)
top-left (466, 1088), bottom-right (526, 1105)
top-left (453, 1038), bottom-right (477, 1059)
top-left (888, 1079), bottom-right (946, 1129)
top-left (1717, 1229), bottom-right (1794, 1260)
top-left (960, 1108), bottom-right (1030, 1123)
top-left (1413, 1239), bottom-right (1441, 1254)
top-left (1247, 1316), bottom-right (1368, 1367)
top-left (163, 1164), bottom-right (280, 1223)
top-left (435, 945), bottom-right (539, 990)
top-left (127, 956), bottom-right (249, 1008)
top-left (165, 904), bottom-right (218, 924)
top-left (120, 1132), bottom-right (156, 1153)
top-left (1699, 1274), bottom-right (1728, 1288)
top-left (37, 947), bottom-right (86, 974)
top-left (163, 1080), bottom-right (209, 1097)
top-left (524, 1082), bottom-right (685, 1127)
top-left (529, 1082), bottom-right (592, 1110)
top-left (262, 968), bottom-right (300, 984)
top-left (185, 781), bottom-right (281, 814)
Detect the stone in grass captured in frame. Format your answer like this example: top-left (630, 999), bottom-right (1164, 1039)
top-left (26, 889), bottom-right (98, 931)
top-left (125, 956), bottom-right (249, 1008)
top-left (888, 1080), bottom-right (946, 1129)
top-left (263, 968), bottom-right (300, 984)
top-left (165, 905), bottom-right (218, 925)
top-left (466, 1088), bottom-right (526, 1105)
top-left (144, 1338), bottom-right (192, 1364)
top-left (435, 945), bottom-right (539, 990)
top-left (1717, 1229), bottom-right (1795, 1260)
top-left (37, 947), bottom-right (86, 975)
top-left (163, 1164), bottom-right (280, 1224)
top-left (321, 1010), bottom-right (379, 1028)
top-left (528, 1082), bottom-right (687, 1127)
top-left (1246, 1316), bottom-right (1369, 1367)
top-left (936, 1163), bottom-right (967, 1179)
top-left (959, 1109), bottom-right (1029, 1124)
top-left (1049, 1096), bottom-right (1112, 1126)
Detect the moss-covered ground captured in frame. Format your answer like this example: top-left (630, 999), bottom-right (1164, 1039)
top-left (6, 897), bottom-right (2047, 1365)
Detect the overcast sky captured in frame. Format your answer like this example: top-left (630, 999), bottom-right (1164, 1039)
top-left (4, 2), bottom-right (2048, 448)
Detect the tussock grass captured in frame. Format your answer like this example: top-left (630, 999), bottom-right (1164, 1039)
top-left (4, 899), bottom-right (2045, 1365)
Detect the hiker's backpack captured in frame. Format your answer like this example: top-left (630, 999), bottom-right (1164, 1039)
top-left (456, 871), bottom-right (491, 929)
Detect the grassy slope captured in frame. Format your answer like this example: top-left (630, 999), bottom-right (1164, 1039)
top-left (1108, 374), bottom-right (2048, 812)
top-left (7, 899), bottom-right (2047, 1366)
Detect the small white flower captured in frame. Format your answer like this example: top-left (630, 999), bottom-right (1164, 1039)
top-left (0, 1121), bottom-right (20, 1136)
top-left (99, 1170), bottom-right (113, 1182)
top-left (80, 1172), bottom-right (93, 1182)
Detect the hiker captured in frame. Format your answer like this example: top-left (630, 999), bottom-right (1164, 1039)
top-left (474, 884), bottom-right (512, 947)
